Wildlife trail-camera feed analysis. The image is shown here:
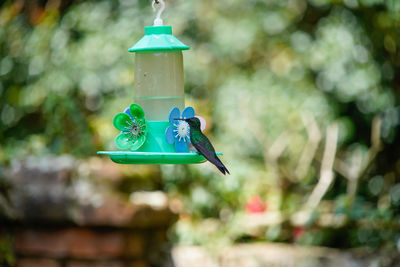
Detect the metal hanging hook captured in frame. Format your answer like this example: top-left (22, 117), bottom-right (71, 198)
top-left (152, 0), bottom-right (165, 26)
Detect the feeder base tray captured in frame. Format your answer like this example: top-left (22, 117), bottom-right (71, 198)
top-left (97, 151), bottom-right (223, 164)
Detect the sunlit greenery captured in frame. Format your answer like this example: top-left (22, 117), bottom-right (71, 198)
top-left (0, 0), bottom-right (399, 253)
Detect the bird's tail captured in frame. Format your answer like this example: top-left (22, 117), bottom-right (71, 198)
top-left (216, 157), bottom-right (230, 175)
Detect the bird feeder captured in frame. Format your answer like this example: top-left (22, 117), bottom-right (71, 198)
top-left (98, 0), bottom-right (221, 164)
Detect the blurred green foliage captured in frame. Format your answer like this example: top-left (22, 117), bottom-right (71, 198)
top-left (0, 234), bottom-right (15, 267)
top-left (0, 0), bottom-right (400, 252)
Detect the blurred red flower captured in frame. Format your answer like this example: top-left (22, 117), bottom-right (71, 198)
top-left (246, 195), bottom-right (267, 214)
top-left (293, 226), bottom-right (306, 241)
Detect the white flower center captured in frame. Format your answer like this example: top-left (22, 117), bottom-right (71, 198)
top-left (174, 121), bottom-right (190, 142)
top-left (125, 119), bottom-right (146, 142)
top-left (131, 125), bottom-right (139, 135)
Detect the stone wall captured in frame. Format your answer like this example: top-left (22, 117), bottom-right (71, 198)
top-left (172, 244), bottom-right (400, 267)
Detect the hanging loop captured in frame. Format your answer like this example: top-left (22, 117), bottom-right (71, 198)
top-left (152, 0), bottom-right (165, 26)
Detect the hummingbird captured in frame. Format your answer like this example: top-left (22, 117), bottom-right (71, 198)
top-left (176, 117), bottom-right (229, 175)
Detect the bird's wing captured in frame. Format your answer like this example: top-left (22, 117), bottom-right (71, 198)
top-left (195, 142), bottom-right (229, 175)
top-left (194, 140), bottom-right (225, 168)
top-left (191, 132), bottom-right (230, 175)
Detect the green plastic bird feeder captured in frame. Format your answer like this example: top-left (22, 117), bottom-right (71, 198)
top-left (98, 0), bottom-right (222, 164)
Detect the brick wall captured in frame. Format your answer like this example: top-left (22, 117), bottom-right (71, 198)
top-left (14, 227), bottom-right (167, 267)
top-left (1, 156), bottom-right (176, 267)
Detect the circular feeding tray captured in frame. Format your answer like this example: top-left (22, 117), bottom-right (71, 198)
top-left (97, 151), bottom-right (223, 164)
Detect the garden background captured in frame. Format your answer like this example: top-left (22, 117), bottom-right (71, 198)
top-left (0, 0), bottom-right (399, 266)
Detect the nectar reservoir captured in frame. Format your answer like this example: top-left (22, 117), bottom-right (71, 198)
top-left (129, 26), bottom-right (189, 121)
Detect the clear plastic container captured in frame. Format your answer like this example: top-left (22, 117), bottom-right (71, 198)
top-left (134, 51), bottom-right (184, 121)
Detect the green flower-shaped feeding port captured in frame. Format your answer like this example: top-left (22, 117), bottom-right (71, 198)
top-left (113, 104), bottom-right (147, 151)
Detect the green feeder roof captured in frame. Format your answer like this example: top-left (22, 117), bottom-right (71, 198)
top-left (128, 26), bottom-right (190, 53)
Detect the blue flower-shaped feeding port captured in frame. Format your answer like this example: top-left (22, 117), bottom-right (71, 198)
top-left (165, 106), bottom-right (194, 152)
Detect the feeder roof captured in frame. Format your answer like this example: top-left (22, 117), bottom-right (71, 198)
top-left (128, 26), bottom-right (190, 53)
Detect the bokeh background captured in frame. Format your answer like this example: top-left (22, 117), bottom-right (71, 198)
top-left (1, 0), bottom-right (400, 266)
